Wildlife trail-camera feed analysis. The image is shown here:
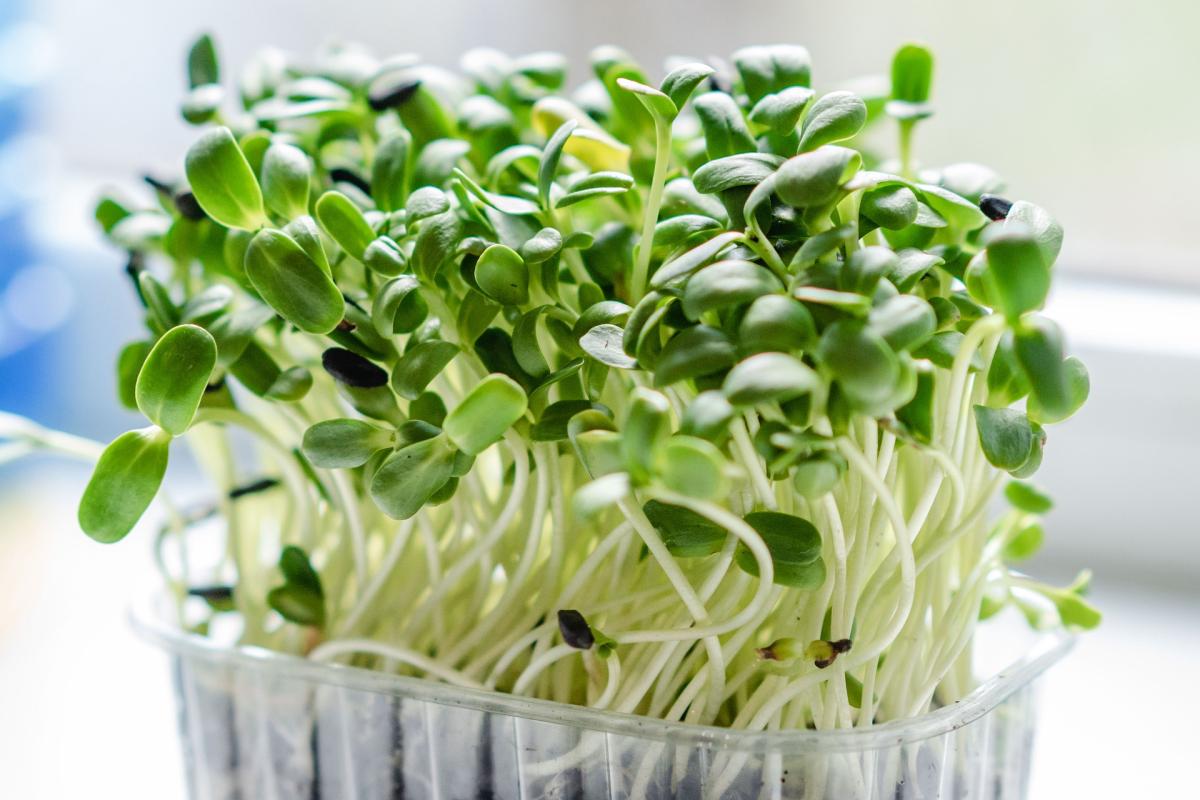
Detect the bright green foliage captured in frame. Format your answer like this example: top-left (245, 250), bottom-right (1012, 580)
top-left (67, 34), bottom-right (1095, 732)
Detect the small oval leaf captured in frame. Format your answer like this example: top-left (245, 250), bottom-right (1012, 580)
top-left (78, 427), bottom-right (171, 544)
top-left (735, 511), bottom-right (825, 589)
top-left (443, 374), bottom-right (528, 455)
top-left (184, 127), bottom-right (266, 230)
top-left (135, 324), bottom-right (218, 436)
top-left (244, 229), bottom-right (345, 334)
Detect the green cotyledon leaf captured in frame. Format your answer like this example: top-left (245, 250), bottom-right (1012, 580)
top-left (653, 326), bottom-right (738, 388)
top-left (302, 419), bottom-right (395, 468)
top-left (187, 33), bottom-right (219, 88)
top-left (733, 44), bottom-right (812, 103)
top-left (891, 43), bottom-right (934, 104)
top-left (392, 340), bottom-right (459, 400)
top-left (369, 435), bottom-right (458, 520)
top-left (78, 426), bottom-right (172, 544)
top-left (474, 244), bottom-right (530, 306)
top-left (973, 405), bottom-right (1036, 473)
top-left (538, 119), bottom-right (577, 210)
top-left (1013, 315), bottom-right (1073, 420)
top-left (775, 146), bottom-right (862, 209)
top-left (244, 228), bottom-right (345, 334)
top-left (116, 341), bottom-right (152, 411)
top-left (279, 545), bottom-right (323, 596)
top-left (734, 511), bottom-right (825, 589)
top-left (184, 127), bottom-right (267, 230)
top-left (642, 499), bottom-right (727, 558)
top-left (267, 583), bottom-right (325, 627)
top-left (815, 320), bottom-right (900, 411)
top-left (314, 190), bottom-right (376, 261)
top-left (658, 436), bottom-right (727, 500)
top-left (723, 352), bottom-right (821, 407)
top-left (797, 91), bottom-right (867, 152)
top-left (135, 324), bottom-right (218, 436)
top-left (260, 141), bottom-right (312, 220)
top-left (983, 224), bottom-right (1050, 323)
top-left (660, 62), bottom-right (715, 111)
top-left (443, 374), bottom-right (528, 456)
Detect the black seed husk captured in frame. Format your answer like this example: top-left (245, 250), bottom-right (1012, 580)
top-left (368, 78), bottom-right (422, 112)
top-left (125, 250), bottom-right (145, 279)
top-left (557, 609), bottom-right (594, 650)
top-left (174, 190), bottom-right (206, 221)
top-left (329, 167), bottom-right (371, 195)
top-left (143, 174), bottom-right (174, 195)
top-left (322, 347), bottom-right (389, 388)
top-left (228, 477), bottom-right (280, 499)
top-left (186, 584), bottom-right (234, 602)
top-left (125, 251), bottom-right (147, 305)
top-left (979, 194), bottom-right (1013, 221)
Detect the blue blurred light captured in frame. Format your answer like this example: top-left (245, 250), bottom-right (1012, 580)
top-left (0, 0), bottom-right (62, 427)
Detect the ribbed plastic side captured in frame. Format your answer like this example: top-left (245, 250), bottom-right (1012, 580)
top-left (160, 644), bottom-right (1049, 800)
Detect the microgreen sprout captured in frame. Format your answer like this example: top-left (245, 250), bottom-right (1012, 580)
top-left (2, 35), bottom-right (1101, 732)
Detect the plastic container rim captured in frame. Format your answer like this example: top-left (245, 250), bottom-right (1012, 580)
top-left (130, 594), bottom-right (1073, 755)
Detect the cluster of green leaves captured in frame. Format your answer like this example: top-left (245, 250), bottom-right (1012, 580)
top-left (86, 35), bottom-right (1095, 633)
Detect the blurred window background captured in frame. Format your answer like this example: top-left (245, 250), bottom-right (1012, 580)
top-left (1, 1), bottom-right (1196, 797)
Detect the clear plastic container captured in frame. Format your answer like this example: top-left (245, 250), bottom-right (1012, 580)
top-left (132, 599), bottom-right (1071, 799)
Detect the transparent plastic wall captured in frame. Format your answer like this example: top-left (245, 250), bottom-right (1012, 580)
top-left (135, 604), bottom-right (1070, 800)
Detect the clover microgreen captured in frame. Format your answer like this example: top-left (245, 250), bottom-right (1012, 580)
top-left (0, 35), bottom-right (1099, 730)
